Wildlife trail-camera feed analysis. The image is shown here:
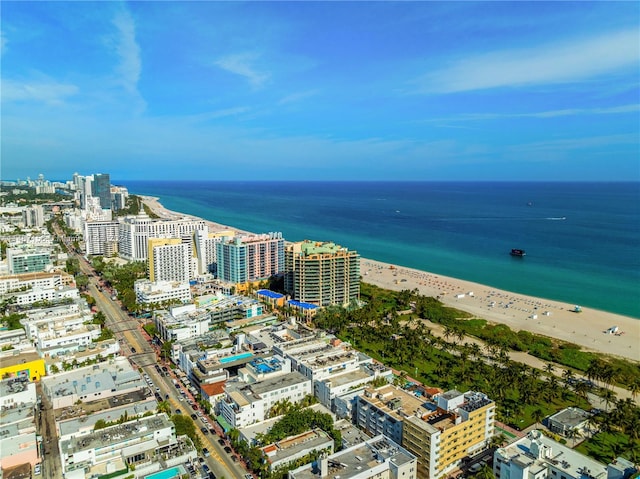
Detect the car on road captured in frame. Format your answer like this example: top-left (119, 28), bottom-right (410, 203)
top-left (201, 427), bottom-right (209, 435)
top-left (191, 414), bottom-right (198, 420)
top-left (175, 409), bottom-right (182, 414)
top-left (209, 428), bottom-right (216, 435)
top-left (231, 456), bottom-right (238, 462)
top-left (202, 448), bottom-right (210, 457)
top-left (218, 438), bottom-right (225, 445)
top-left (131, 347), bottom-right (136, 353)
top-left (34, 464), bottom-right (41, 475)
top-left (224, 446), bottom-right (232, 454)
top-left (203, 464), bottom-right (210, 473)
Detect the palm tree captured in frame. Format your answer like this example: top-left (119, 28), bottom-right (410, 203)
top-left (531, 407), bottom-right (545, 427)
top-left (544, 363), bottom-right (555, 375)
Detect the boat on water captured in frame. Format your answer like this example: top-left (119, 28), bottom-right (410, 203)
top-left (510, 248), bottom-right (526, 257)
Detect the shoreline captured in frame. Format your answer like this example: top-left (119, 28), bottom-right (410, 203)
top-left (139, 195), bottom-right (639, 363)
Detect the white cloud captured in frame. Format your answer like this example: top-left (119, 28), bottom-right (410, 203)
top-left (215, 53), bottom-right (269, 88)
top-left (415, 29), bottom-right (640, 93)
top-left (1, 79), bottom-right (78, 105)
top-left (278, 89), bottom-right (319, 105)
top-left (0, 30), bottom-right (7, 56)
top-left (432, 104), bottom-right (640, 122)
top-left (111, 6), bottom-right (141, 96)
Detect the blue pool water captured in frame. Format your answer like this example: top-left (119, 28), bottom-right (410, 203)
top-left (219, 352), bottom-right (253, 364)
top-left (145, 467), bottom-right (183, 479)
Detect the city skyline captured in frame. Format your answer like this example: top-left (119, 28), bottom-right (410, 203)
top-left (2, 2), bottom-right (639, 181)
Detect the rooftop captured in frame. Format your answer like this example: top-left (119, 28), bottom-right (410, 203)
top-left (290, 435), bottom-right (415, 479)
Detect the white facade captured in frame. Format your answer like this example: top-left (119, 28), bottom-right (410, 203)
top-left (14, 285), bottom-right (79, 306)
top-left (219, 372), bottom-right (312, 429)
top-left (289, 435), bottom-right (417, 479)
top-left (0, 272), bottom-right (63, 294)
top-left (84, 220), bottom-right (120, 256)
top-left (41, 357), bottom-right (146, 409)
top-left (149, 240), bottom-right (192, 282)
top-left (22, 205), bottom-right (45, 228)
top-left (134, 279), bottom-right (192, 305)
top-left (153, 305), bottom-right (211, 343)
top-left (495, 430), bottom-right (607, 479)
top-left (118, 216), bottom-right (205, 261)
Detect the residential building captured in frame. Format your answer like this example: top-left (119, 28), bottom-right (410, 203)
top-left (84, 220), bottom-right (119, 256)
top-left (0, 351), bottom-right (46, 382)
top-left (285, 240), bottom-right (360, 307)
top-left (546, 407), bottom-right (591, 437)
top-left (14, 284), bottom-right (79, 306)
top-left (154, 304), bottom-right (211, 343)
top-left (134, 279), bottom-right (192, 305)
top-left (59, 413), bottom-right (197, 479)
top-left (0, 377), bottom-right (40, 475)
top-left (194, 227), bottom-right (235, 275)
top-left (0, 271), bottom-right (63, 295)
top-left (148, 237), bottom-right (192, 282)
top-left (261, 428), bottom-right (335, 472)
top-left (6, 246), bottom-right (51, 274)
top-left (118, 215), bottom-right (205, 261)
top-left (91, 173), bottom-right (111, 209)
top-left (402, 390), bottom-right (495, 479)
top-left (289, 434), bottom-right (417, 479)
top-left (215, 232), bottom-right (285, 284)
top-left (218, 371), bottom-right (311, 429)
top-left (22, 204), bottom-right (45, 228)
top-left (494, 429), bottom-right (607, 479)
top-left (41, 357), bottom-right (146, 409)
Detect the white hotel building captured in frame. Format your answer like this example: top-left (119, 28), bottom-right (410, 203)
top-left (218, 371), bottom-right (311, 429)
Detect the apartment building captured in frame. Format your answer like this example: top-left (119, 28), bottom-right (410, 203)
top-left (134, 279), bottom-right (192, 305)
top-left (194, 227), bottom-right (235, 275)
top-left (0, 377), bottom-right (40, 475)
top-left (148, 237), bottom-right (193, 282)
top-left (118, 216), bottom-right (205, 261)
top-left (215, 232), bottom-right (285, 283)
top-left (218, 371), bottom-right (311, 429)
top-left (289, 434), bottom-right (417, 479)
top-left (83, 220), bottom-right (119, 256)
top-left (0, 271), bottom-right (63, 295)
top-left (284, 240), bottom-right (360, 307)
top-left (402, 390), bottom-right (495, 478)
top-left (153, 304), bottom-right (211, 343)
top-left (494, 430), bottom-right (608, 479)
top-left (6, 246), bottom-right (51, 274)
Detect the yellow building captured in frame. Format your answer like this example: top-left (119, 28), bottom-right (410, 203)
top-left (0, 352), bottom-right (46, 382)
top-left (402, 390), bottom-right (495, 478)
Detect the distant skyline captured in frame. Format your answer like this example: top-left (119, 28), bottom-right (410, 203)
top-left (2, 2), bottom-right (639, 181)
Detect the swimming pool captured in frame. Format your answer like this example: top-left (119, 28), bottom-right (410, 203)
top-left (219, 352), bottom-right (253, 364)
top-left (145, 466), bottom-right (183, 479)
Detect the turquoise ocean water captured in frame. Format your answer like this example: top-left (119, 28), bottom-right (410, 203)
top-left (122, 181), bottom-right (640, 318)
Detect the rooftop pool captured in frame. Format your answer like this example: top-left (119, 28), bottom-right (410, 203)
top-left (144, 466), bottom-right (184, 479)
top-left (219, 352), bottom-right (253, 364)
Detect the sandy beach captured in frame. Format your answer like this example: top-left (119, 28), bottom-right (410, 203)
top-left (140, 195), bottom-right (639, 362)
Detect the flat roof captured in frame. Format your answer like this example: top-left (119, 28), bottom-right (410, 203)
top-left (257, 289), bottom-right (284, 299)
top-left (60, 414), bottom-right (171, 455)
top-left (290, 435), bottom-right (415, 479)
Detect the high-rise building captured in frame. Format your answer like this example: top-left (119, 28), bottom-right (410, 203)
top-left (284, 240), bottom-right (360, 307)
top-left (148, 237), bottom-right (192, 282)
top-left (84, 221), bottom-right (120, 256)
top-left (22, 205), bottom-right (45, 228)
top-left (91, 173), bottom-right (111, 210)
top-left (194, 227), bottom-right (235, 276)
top-left (118, 216), bottom-right (206, 261)
top-left (215, 232), bottom-right (284, 284)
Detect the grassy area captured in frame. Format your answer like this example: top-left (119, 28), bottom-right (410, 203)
top-left (576, 431), bottom-right (639, 464)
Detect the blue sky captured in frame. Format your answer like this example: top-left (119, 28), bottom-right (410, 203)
top-left (2, 1), bottom-right (639, 181)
